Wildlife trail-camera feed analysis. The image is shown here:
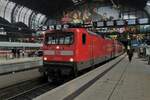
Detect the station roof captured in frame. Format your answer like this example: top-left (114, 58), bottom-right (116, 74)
top-left (0, 17), bottom-right (34, 35)
top-left (113, 0), bottom-right (147, 9)
top-left (0, 17), bottom-right (11, 26)
top-left (10, 0), bottom-right (148, 16)
top-left (12, 22), bottom-right (28, 28)
top-left (10, 0), bottom-right (84, 16)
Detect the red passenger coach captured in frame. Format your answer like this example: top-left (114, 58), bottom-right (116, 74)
top-left (40, 26), bottom-right (124, 81)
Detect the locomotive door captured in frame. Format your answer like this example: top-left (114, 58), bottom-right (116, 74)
top-left (90, 40), bottom-right (94, 65)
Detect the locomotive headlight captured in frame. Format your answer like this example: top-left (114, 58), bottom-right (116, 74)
top-left (76, 29), bottom-right (80, 33)
top-left (56, 46), bottom-right (60, 49)
top-left (44, 57), bottom-right (47, 61)
top-left (69, 58), bottom-right (74, 62)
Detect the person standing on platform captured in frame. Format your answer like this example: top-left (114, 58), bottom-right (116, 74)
top-left (12, 48), bottom-right (17, 58)
top-left (17, 49), bottom-right (20, 58)
top-left (127, 48), bottom-right (134, 62)
top-left (22, 49), bottom-right (25, 57)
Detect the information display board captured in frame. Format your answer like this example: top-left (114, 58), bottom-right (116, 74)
top-left (116, 20), bottom-right (125, 26)
top-left (138, 18), bottom-right (149, 24)
top-left (127, 19), bottom-right (136, 25)
top-left (106, 21), bottom-right (114, 26)
top-left (97, 21), bottom-right (104, 27)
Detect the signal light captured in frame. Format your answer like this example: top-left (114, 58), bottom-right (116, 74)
top-left (44, 57), bottom-right (47, 61)
top-left (69, 58), bottom-right (74, 62)
top-left (76, 29), bottom-right (80, 32)
top-left (56, 46), bottom-right (60, 49)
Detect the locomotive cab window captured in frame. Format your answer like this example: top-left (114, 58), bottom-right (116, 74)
top-left (45, 32), bottom-right (74, 45)
top-left (82, 34), bottom-right (86, 45)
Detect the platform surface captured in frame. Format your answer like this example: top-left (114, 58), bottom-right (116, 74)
top-left (34, 53), bottom-right (150, 100)
top-left (75, 54), bottom-right (150, 100)
top-left (0, 57), bottom-right (42, 75)
top-left (0, 57), bottom-right (42, 65)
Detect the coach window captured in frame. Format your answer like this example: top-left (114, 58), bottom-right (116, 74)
top-left (82, 34), bottom-right (86, 45)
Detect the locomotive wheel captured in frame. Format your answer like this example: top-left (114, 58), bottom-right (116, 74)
top-left (47, 76), bottom-right (53, 83)
top-left (47, 75), bottom-right (58, 83)
top-left (73, 72), bottom-right (78, 77)
top-left (47, 70), bottom-right (64, 83)
top-left (40, 72), bottom-right (48, 82)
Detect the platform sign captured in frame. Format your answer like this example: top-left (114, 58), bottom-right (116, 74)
top-left (97, 21), bottom-right (104, 27)
top-left (49, 25), bottom-right (55, 30)
top-left (127, 19), bottom-right (136, 25)
top-left (63, 24), bottom-right (69, 29)
top-left (56, 25), bottom-right (62, 30)
top-left (138, 18), bottom-right (149, 24)
top-left (106, 21), bottom-right (114, 26)
top-left (42, 26), bottom-right (48, 31)
top-left (116, 20), bottom-right (125, 26)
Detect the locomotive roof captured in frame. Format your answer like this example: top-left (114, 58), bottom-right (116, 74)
top-left (45, 27), bottom-right (99, 35)
top-left (45, 28), bottom-right (84, 33)
top-left (86, 29), bottom-right (99, 36)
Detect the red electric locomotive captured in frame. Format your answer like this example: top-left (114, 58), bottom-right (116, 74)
top-left (40, 26), bottom-right (124, 81)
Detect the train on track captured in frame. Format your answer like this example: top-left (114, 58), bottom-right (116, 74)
top-left (39, 25), bottom-right (124, 81)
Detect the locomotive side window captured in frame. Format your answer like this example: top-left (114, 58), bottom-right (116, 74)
top-left (82, 34), bottom-right (86, 45)
top-left (45, 32), bottom-right (74, 45)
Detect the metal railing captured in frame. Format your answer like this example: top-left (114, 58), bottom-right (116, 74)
top-left (0, 42), bottom-right (42, 47)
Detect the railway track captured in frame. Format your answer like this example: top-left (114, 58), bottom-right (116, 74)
top-left (0, 77), bottom-right (57, 100)
top-left (0, 76), bottom-right (71, 100)
top-left (7, 83), bottom-right (57, 100)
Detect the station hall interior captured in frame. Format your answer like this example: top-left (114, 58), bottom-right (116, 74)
top-left (0, 0), bottom-right (150, 100)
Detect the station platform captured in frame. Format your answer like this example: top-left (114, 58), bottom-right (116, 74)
top-left (34, 53), bottom-right (150, 100)
top-left (0, 57), bottom-right (42, 75)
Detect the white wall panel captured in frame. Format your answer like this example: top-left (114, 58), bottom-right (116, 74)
top-left (5, 2), bottom-right (15, 22)
top-left (16, 6), bottom-right (24, 22)
top-left (25, 9), bottom-right (33, 26)
top-left (19, 7), bottom-right (27, 22)
top-left (0, 0), bottom-right (9, 18)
